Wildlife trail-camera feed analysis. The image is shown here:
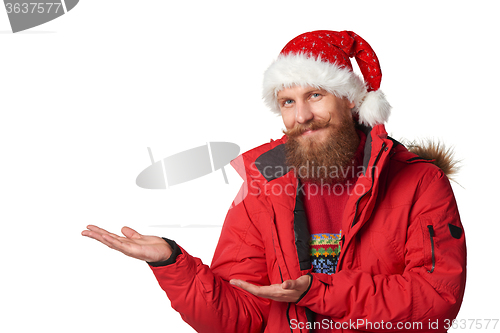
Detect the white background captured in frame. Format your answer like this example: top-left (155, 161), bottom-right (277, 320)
top-left (1, 1), bottom-right (498, 332)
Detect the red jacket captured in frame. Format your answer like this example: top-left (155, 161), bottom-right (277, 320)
top-left (149, 124), bottom-right (466, 332)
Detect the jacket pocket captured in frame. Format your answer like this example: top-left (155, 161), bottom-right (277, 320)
top-left (419, 214), bottom-right (466, 275)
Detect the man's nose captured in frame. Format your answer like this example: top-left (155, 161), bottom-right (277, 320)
top-left (295, 102), bottom-right (313, 124)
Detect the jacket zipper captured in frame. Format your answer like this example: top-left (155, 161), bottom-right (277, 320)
top-left (336, 142), bottom-right (386, 274)
top-left (351, 142), bottom-right (387, 227)
top-left (427, 225), bottom-right (435, 273)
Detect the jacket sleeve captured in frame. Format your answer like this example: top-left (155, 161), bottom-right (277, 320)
top-left (148, 183), bottom-right (271, 333)
top-left (296, 168), bottom-right (466, 331)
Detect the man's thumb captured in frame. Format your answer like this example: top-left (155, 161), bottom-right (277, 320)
top-left (122, 226), bottom-right (142, 239)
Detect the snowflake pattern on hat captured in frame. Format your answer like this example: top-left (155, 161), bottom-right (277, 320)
top-left (280, 30), bottom-right (382, 92)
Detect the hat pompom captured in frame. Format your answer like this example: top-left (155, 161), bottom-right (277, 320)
top-left (356, 90), bottom-right (391, 127)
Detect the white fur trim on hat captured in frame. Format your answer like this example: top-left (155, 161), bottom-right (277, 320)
top-left (262, 53), bottom-right (391, 127)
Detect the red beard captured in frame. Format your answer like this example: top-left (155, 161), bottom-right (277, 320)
top-left (284, 117), bottom-right (360, 184)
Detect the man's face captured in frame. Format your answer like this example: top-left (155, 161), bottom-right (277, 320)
top-left (277, 85), bottom-right (355, 142)
top-left (278, 85), bottom-right (360, 184)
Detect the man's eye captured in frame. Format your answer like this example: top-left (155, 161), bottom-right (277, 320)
top-left (311, 93), bottom-right (321, 98)
top-left (283, 100), bottom-right (293, 105)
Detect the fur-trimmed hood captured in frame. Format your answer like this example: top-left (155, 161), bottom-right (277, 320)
top-left (405, 139), bottom-right (461, 181)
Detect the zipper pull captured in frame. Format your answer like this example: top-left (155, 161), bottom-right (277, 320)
top-left (427, 225), bottom-right (435, 237)
top-left (427, 225), bottom-right (436, 273)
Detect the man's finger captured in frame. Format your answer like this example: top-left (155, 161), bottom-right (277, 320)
top-left (230, 279), bottom-right (279, 299)
top-left (82, 226), bottom-right (121, 244)
top-left (85, 225), bottom-right (121, 238)
top-left (230, 279), bottom-right (262, 295)
top-left (231, 279), bottom-right (298, 302)
top-left (83, 228), bottom-right (129, 252)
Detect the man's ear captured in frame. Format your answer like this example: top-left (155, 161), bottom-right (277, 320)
top-left (347, 99), bottom-right (356, 109)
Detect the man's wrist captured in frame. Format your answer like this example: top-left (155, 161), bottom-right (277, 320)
top-left (147, 238), bottom-right (182, 267)
top-left (296, 273), bottom-right (313, 303)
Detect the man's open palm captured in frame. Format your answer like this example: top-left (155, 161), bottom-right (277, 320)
top-left (230, 275), bottom-right (311, 303)
top-left (82, 225), bottom-right (172, 263)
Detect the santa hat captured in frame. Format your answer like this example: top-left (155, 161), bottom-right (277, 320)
top-left (263, 30), bottom-right (391, 127)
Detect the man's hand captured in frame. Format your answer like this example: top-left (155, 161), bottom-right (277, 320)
top-left (230, 275), bottom-right (311, 303)
top-left (82, 225), bottom-right (173, 263)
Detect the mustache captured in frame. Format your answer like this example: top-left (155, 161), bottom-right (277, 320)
top-left (283, 115), bottom-right (332, 138)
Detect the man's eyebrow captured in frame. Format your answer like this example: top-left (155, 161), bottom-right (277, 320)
top-left (307, 87), bottom-right (327, 94)
top-left (277, 88), bottom-right (325, 100)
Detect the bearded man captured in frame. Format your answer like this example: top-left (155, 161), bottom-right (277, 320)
top-left (82, 31), bottom-right (466, 333)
